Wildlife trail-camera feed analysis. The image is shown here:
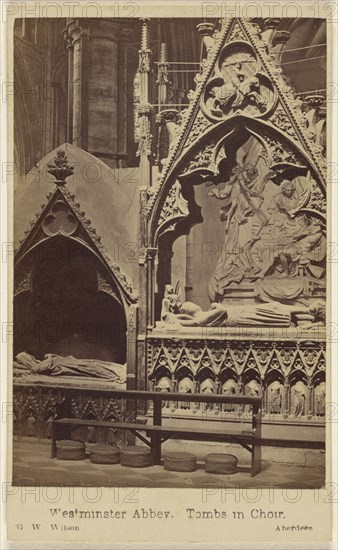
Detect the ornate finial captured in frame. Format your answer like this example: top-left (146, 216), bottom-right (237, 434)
top-left (140, 18), bottom-right (150, 51)
top-left (47, 150), bottom-right (74, 185)
top-left (157, 42), bottom-right (170, 89)
top-left (160, 42), bottom-right (168, 64)
top-left (138, 19), bottom-right (151, 73)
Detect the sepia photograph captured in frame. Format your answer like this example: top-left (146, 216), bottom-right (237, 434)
top-left (12, 12), bottom-right (328, 488)
top-left (2, 2), bottom-right (336, 546)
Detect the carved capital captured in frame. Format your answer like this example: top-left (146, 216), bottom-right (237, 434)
top-left (272, 31), bottom-right (291, 47)
top-left (197, 22), bottom-right (216, 36)
top-left (305, 95), bottom-right (325, 109)
top-left (138, 103), bottom-right (154, 117)
top-left (65, 19), bottom-right (83, 44)
top-left (146, 247), bottom-right (158, 261)
top-left (160, 109), bottom-right (179, 123)
top-left (63, 29), bottom-right (73, 49)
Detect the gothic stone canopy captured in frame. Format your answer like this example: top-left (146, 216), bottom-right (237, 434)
top-left (14, 144), bottom-right (139, 306)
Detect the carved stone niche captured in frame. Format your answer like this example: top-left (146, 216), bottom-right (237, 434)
top-left (221, 378), bottom-right (239, 412)
top-left (195, 365), bottom-right (217, 412)
top-left (150, 366), bottom-right (173, 409)
top-left (267, 379), bottom-right (285, 415)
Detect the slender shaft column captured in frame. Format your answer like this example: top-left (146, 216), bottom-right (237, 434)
top-left (136, 19), bottom-right (155, 394)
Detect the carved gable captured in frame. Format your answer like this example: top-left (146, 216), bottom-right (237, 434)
top-left (149, 18), bottom-right (326, 246)
top-left (15, 151), bottom-right (135, 306)
top-left (148, 18), bottom-right (326, 309)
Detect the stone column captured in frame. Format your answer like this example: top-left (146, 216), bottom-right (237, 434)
top-left (66, 19), bottom-right (129, 168)
top-left (117, 26), bottom-right (133, 167)
top-left (63, 27), bottom-right (74, 143)
top-left (126, 303), bottom-right (138, 394)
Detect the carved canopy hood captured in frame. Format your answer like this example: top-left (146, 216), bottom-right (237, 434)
top-left (148, 19), bottom-right (326, 249)
top-left (14, 149), bottom-right (136, 312)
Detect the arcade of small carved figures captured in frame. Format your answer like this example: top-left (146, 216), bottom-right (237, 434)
top-left (13, 18), bottom-right (326, 448)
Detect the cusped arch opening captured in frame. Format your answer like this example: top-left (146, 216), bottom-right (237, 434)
top-left (154, 121), bottom-right (325, 319)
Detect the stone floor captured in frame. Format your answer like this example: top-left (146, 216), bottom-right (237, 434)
top-left (12, 439), bottom-right (325, 489)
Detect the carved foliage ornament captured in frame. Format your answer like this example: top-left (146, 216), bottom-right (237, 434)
top-left (181, 142), bottom-right (216, 175)
top-left (157, 180), bottom-right (189, 232)
top-left (14, 258), bottom-right (33, 296)
top-left (47, 150), bottom-right (74, 185)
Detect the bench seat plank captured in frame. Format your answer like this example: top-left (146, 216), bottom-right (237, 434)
top-left (52, 418), bottom-right (255, 438)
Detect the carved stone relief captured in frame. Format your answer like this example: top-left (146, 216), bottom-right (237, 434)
top-left (195, 136), bottom-right (327, 304)
top-left (13, 385), bottom-right (125, 441)
top-left (147, 338), bottom-right (325, 421)
top-left (202, 43), bottom-right (276, 121)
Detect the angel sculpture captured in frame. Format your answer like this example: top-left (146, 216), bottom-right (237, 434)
top-left (207, 163), bottom-right (274, 238)
top-left (207, 162), bottom-right (276, 299)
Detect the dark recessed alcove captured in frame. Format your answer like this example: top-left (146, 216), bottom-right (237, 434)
top-left (14, 237), bottom-right (126, 363)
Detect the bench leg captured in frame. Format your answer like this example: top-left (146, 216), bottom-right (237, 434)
top-left (150, 434), bottom-right (161, 465)
top-left (251, 441), bottom-right (261, 477)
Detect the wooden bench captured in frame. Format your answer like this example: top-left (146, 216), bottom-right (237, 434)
top-left (51, 389), bottom-right (262, 476)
